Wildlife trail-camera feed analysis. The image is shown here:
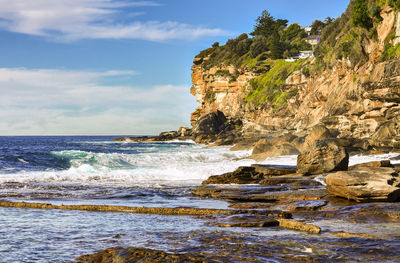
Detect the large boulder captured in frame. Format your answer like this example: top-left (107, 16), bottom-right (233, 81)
top-left (297, 139), bottom-right (349, 175)
top-left (192, 110), bottom-right (227, 135)
top-left (326, 167), bottom-right (400, 202)
top-left (370, 116), bottom-right (400, 149)
top-left (303, 125), bottom-right (333, 150)
top-left (251, 135), bottom-right (300, 161)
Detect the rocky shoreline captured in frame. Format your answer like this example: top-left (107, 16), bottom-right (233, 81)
top-left (91, 3), bottom-right (400, 261)
top-left (76, 124), bottom-right (400, 262)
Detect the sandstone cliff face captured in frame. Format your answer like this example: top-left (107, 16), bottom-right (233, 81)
top-left (191, 8), bottom-right (400, 149)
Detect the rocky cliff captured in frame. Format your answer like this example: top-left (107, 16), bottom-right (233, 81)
top-left (190, 5), bottom-right (400, 150)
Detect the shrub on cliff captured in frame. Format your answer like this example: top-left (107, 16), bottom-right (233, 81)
top-left (245, 59), bottom-right (303, 109)
top-left (352, 0), bottom-right (373, 29)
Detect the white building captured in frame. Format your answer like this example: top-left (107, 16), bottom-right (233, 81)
top-left (298, 51), bottom-right (314, 59)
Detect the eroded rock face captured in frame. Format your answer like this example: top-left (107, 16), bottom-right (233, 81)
top-left (297, 139), bottom-right (349, 175)
top-left (251, 135), bottom-right (300, 161)
top-left (326, 167), bottom-right (400, 202)
top-left (303, 125), bottom-right (333, 150)
top-left (190, 10), bottom-right (400, 150)
top-left (192, 110), bottom-right (227, 135)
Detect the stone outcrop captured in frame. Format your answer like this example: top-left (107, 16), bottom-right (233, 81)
top-left (250, 135), bottom-right (300, 160)
top-left (326, 167), bottom-right (400, 202)
top-left (190, 7), bottom-right (400, 150)
top-left (192, 110), bottom-right (227, 135)
top-left (297, 139), bottom-right (349, 175)
top-left (303, 125), bottom-right (333, 150)
top-left (113, 127), bottom-right (192, 142)
top-left (201, 165), bottom-right (298, 185)
top-left (202, 166), bottom-right (261, 184)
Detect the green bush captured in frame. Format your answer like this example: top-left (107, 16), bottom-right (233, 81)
top-left (205, 89), bottom-right (216, 103)
top-left (245, 59), bottom-right (303, 108)
top-left (249, 37), bottom-right (269, 58)
top-left (352, 0), bottom-right (373, 29)
top-left (381, 43), bottom-right (400, 60)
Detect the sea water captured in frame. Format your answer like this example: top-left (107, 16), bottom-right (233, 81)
top-left (1, 136), bottom-right (400, 262)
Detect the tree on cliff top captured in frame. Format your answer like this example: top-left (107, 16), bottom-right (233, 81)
top-left (250, 10), bottom-right (288, 37)
top-left (352, 0), bottom-right (372, 29)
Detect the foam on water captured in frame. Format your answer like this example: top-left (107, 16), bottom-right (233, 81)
top-left (0, 145), bottom-right (254, 186)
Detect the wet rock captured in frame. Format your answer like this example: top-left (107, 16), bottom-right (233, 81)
top-left (297, 139), bottom-right (349, 175)
top-left (201, 165), bottom-right (301, 185)
top-left (201, 166), bottom-right (262, 184)
top-left (277, 219), bottom-right (321, 234)
top-left (177, 126), bottom-right (192, 137)
top-left (288, 200), bottom-right (328, 211)
top-left (156, 131), bottom-right (179, 141)
top-left (329, 232), bottom-right (377, 239)
top-left (326, 167), bottom-right (400, 202)
top-left (113, 136), bottom-right (152, 142)
top-left (213, 214), bottom-right (279, 228)
top-left (231, 209), bottom-right (292, 219)
top-left (349, 160), bottom-right (393, 170)
top-left (193, 184), bottom-right (328, 203)
top-left (192, 110), bottom-right (227, 136)
top-left (75, 247), bottom-right (216, 263)
top-left (0, 201), bottom-right (232, 216)
top-left (259, 177), bottom-right (323, 187)
top-left (251, 164), bottom-right (297, 176)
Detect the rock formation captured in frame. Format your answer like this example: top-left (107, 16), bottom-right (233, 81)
top-left (190, 6), bottom-right (400, 151)
top-left (326, 167), bottom-right (400, 202)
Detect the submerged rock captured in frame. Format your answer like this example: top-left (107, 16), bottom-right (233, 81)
top-left (277, 219), bottom-right (321, 234)
top-left (326, 167), bottom-right (400, 202)
top-left (75, 247), bottom-right (216, 263)
top-left (297, 139), bottom-right (349, 175)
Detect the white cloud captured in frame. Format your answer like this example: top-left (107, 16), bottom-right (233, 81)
top-left (0, 0), bottom-right (228, 41)
top-left (0, 68), bottom-right (196, 135)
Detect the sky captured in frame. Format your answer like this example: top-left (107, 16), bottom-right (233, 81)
top-left (0, 0), bottom-right (350, 135)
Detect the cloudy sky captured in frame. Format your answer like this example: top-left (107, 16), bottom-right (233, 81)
top-left (0, 0), bottom-right (349, 135)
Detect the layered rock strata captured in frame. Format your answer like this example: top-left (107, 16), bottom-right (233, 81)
top-left (190, 8), bottom-right (400, 150)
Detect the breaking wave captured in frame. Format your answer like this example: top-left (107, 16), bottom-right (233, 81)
top-left (0, 145), bottom-right (254, 186)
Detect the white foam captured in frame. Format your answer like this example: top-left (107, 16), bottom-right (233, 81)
top-left (3, 146), bottom-right (399, 187)
top-left (349, 153), bottom-right (400, 165)
top-left (0, 145), bottom-right (254, 186)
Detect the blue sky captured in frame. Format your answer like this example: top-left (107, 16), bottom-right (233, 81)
top-left (0, 0), bottom-right (349, 135)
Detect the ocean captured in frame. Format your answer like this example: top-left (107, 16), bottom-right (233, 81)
top-left (1, 136), bottom-right (399, 262)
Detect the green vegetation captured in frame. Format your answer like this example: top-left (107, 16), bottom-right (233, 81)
top-left (196, 0), bottom-right (400, 110)
top-left (214, 69), bottom-right (237, 82)
top-left (381, 43), bottom-right (400, 60)
top-left (245, 59), bottom-right (303, 109)
top-left (205, 88), bottom-right (216, 103)
top-left (353, 0), bottom-right (373, 29)
top-left (195, 11), bottom-right (314, 69)
top-left (314, 0), bottom-right (400, 65)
